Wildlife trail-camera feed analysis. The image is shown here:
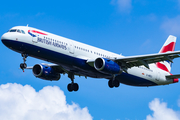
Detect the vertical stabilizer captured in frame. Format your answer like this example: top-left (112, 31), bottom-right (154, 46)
top-left (156, 35), bottom-right (177, 72)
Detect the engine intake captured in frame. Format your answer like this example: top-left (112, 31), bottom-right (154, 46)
top-left (94, 58), bottom-right (122, 74)
top-left (33, 64), bottom-right (60, 81)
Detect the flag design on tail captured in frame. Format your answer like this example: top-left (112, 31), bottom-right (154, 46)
top-left (156, 35), bottom-right (177, 72)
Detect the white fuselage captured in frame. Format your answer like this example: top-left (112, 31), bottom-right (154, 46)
top-left (1, 26), bottom-right (175, 86)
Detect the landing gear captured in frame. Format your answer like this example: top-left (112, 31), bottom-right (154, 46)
top-left (114, 80), bottom-right (120, 87)
top-left (67, 72), bottom-right (79, 92)
top-left (20, 53), bottom-right (28, 72)
top-left (20, 63), bottom-right (27, 69)
top-left (108, 80), bottom-right (114, 88)
top-left (108, 79), bottom-right (120, 88)
top-left (67, 83), bottom-right (79, 92)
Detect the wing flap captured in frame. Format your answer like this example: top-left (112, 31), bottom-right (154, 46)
top-left (114, 51), bottom-right (180, 69)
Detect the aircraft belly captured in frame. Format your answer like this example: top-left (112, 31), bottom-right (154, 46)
top-left (116, 72), bottom-right (157, 86)
top-left (115, 66), bottom-right (158, 86)
top-left (2, 39), bottom-right (110, 78)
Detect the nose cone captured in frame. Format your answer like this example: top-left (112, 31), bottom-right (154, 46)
top-left (1, 32), bottom-right (12, 40)
top-left (1, 33), bottom-right (9, 46)
top-left (1, 33), bottom-right (7, 40)
top-left (1, 33), bottom-right (15, 48)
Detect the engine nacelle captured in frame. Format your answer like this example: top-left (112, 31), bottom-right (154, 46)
top-left (32, 64), bottom-right (60, 81)
top-left (94, 58), bottom-right (122, 74)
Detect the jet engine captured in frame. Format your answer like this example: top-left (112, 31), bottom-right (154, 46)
top-left (32, 64), bottom-right (60, 81)
top-left (94, 58), bottom-right (122, 74)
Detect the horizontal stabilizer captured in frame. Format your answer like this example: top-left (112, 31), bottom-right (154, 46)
top-left (166, 74), bottom-right (180, 79)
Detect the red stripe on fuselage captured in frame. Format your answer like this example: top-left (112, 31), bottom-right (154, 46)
top-left (28, 30), bottom-right (47, 35)
top-left (160, 42), bottom-right (175, 53)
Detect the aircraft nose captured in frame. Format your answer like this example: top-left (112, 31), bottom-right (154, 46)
top-left (1, 33), bottom-right (7, 42)
top-left (1, 33), bottom-right (14, 48)
top-left (1, 33), bottom-right (10, 41)
top-left (1, 33), bottom-right (6, 40)
top-left (1, 33), bottom-right (8, 44)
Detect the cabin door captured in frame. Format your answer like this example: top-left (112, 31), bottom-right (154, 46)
top-left (68, 41), bottom-right (74, 54)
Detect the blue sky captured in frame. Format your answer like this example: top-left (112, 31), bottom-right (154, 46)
top-left (1, 0), bottom-right (180, 120)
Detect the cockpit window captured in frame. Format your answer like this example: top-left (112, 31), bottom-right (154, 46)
top-left (21, 30), bottom-right (25, 34)
top-left (17, 29), bottom-right (21, 33)
top-left (8, 29), bottom-right (26, 34)
top-left (9, 29), bottom-right (17, 32)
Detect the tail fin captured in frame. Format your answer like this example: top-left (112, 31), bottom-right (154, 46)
top-left (156, 35), bottom-right (177, 72)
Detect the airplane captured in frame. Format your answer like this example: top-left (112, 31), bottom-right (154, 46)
top-left (1, 25), bottom-right (180, 92)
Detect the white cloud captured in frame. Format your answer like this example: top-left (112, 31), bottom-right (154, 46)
top-left (0, 83), bottom-right (92, 120)
top-left (161, 15), bottom-right (180, 36)
top-left (146, 98), bottom-right (180, 120)
top-left (111, 0), bottom-right (132, 13)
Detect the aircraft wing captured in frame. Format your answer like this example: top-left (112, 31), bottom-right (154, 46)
top-left (114, 51), bottom-right (180, 69)
top-left (24, 63), bottom-right (85, 77)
